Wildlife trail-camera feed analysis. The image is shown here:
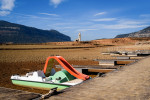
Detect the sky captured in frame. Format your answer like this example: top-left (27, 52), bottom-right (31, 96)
top-left (0, 0), bottom-right (150, 41)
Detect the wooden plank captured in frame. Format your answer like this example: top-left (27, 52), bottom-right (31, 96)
top-left (99, 63), bottom-right (115, 66)
top-left (94, 59), bottom-right (138, 61)
top-left (112, 56), bottom-right (145, 59)
top-left (88, 69), bottom-right (115, 73)
top-left (55, 65), bottom-right (120, 69)
top-left (116, 61), bottom-right (134, 65)
top-left (130, 56), bottom-right (145, 59)
top-left (96, 59), bottom-right (138, 66)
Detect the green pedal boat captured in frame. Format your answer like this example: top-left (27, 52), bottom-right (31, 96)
top-left (11, 56), bottom-right (90, 90)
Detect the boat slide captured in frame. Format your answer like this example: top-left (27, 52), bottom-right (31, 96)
top-left (43, 56), bottom-right (90, 80)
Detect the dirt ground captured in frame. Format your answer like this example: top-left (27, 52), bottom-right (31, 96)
top-left (49, 56), bottom-right (150, 100)
top-left (0, 44), bottom-right (150, 94)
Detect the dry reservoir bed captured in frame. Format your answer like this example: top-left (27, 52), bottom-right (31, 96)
top-left (0, 44), bottom-right (150, 94)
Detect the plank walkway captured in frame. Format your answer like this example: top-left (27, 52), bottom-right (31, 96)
top-left (94, 59), bottom-right (138, 61)
top-left (56, 65), bottom-right (120, 69)
top-left (112, 56), bottom-right (145, 59)
top-left (49, 56), bottom-right (150, 100)
top-left (94, 59), bottom-right (138, 66)
top-left (0, 87), bottom-right (41, 100)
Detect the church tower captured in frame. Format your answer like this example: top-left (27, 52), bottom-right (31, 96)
top-left (78, 32), bottom-right (81, 41)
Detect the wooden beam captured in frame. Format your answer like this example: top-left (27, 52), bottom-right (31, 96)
top-left (88, 69), bottom-right (115, 73)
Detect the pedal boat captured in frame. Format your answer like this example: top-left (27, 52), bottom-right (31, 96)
top-left (11, 56), bottom-right (90, 90)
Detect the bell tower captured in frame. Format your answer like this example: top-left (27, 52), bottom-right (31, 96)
top-left (78, 32), bottom-right (81, 41)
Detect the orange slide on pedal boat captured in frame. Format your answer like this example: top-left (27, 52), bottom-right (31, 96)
top-left (43, 56), bottom-right (90, 80)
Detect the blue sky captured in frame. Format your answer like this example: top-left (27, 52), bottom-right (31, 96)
top-left (0, 0), bottom-right (150, 41)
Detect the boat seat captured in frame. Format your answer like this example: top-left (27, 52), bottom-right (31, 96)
top-left (38, 71), bottom-right (46, 78)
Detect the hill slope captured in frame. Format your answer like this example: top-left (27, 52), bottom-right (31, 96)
top-left (0, 20), bottom-right (71, 43)
top-left (115, 26), bottom-right (150, 38)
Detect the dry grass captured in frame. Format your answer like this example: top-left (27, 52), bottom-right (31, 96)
top-left (0, 44), bottom-right (89, 49)
top-left (0, 45), bottom-right (110, 62)
top-left (1, 44), bottom-right (150, 62)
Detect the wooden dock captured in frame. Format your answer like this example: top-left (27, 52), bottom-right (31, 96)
top-left (56, 65), bottom-right (119, 74)
top-left (94, 59), bottom-right (138, 66)
top-left (49, 56), bottom-right (150, 100)
top-left (87, 68), bottom-right (115, 73)
top-left (102, 50), bottom-right (150, 56)
top-left (56, 65), bottom-right (120, 69)
top-left (112, 56), bottom-right (145, 59)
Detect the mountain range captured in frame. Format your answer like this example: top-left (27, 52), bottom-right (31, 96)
top-left (0, 20), bottom-right (71, 44)
top-left (115, 26), bottom-right (150, 38)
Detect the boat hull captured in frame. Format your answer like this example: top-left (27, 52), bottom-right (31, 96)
top-left (11, 79), bottom-right (70, 90)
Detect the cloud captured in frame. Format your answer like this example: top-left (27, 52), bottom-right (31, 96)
top-left (92, 19), bottom-right (149, 29)
top-left (77, 29), bottom-right (98, 32)
top-left (0, 0), bottom-right (15, 16)
top-left (93, 18), bottom-right (117, 21)
top-left (13, 13), bottom-right (59, 20)
top-left (0, 0), bottom-right (15, 10)
top-left (118, 20), bottom-right (147, 25)
top-left (50, 0), bottom-right (64, 8)
top-left (140, 14), bottom-right (150, 18)
top-left (22, 14), bottom-right (57, 20)
top-left (94, 12), bottom-right (106, 16)
top-left (102, 24), bottom-right (148, 29)
top-left (0, 10), bottom-right (10, 16)
top-left (39, 13), bottom-right (59, 17)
